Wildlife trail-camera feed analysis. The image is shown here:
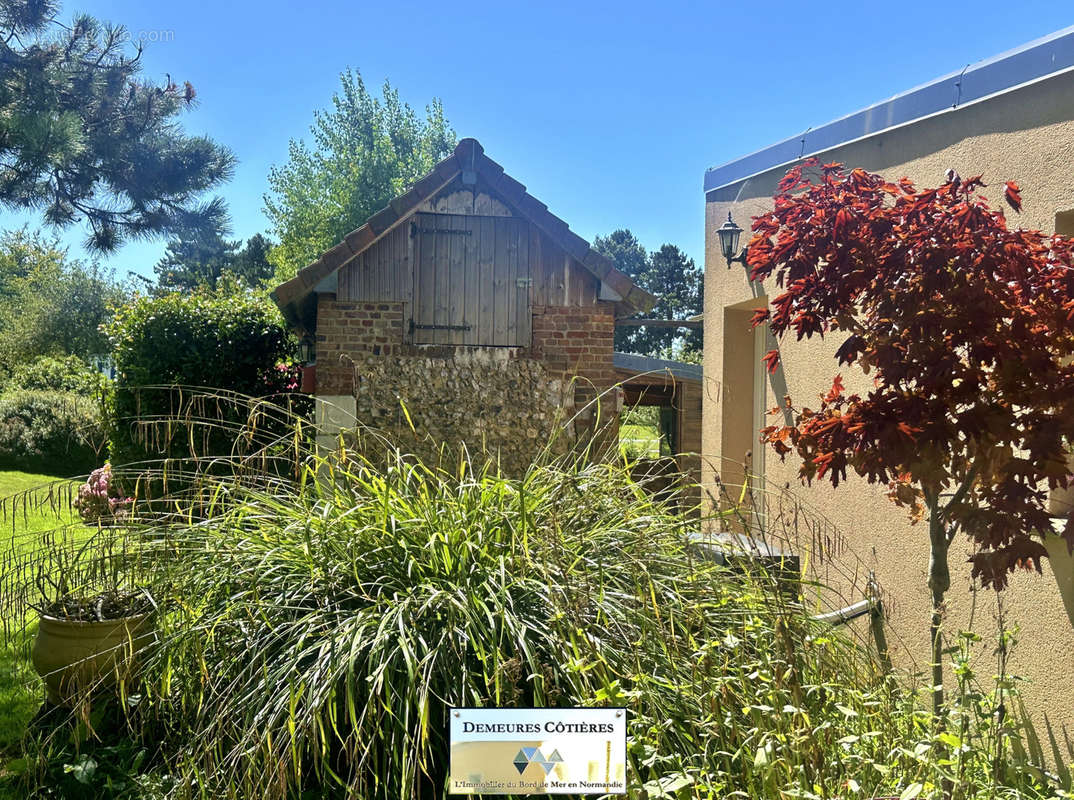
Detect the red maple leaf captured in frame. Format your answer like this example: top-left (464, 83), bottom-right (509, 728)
top-left (1004, 181), bottom-right (1022, 213)
top-left (748, 158), bottom-right (1074, 590)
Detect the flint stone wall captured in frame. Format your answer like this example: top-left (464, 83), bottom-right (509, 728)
top-left (368, 348), bottom-right (581, 472)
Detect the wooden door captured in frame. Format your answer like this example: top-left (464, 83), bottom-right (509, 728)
top-left (411, 213), bottom-right (531, 346)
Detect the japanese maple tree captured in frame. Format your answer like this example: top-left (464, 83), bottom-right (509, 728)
top-left (747, 160), bottom-right (1074, 715)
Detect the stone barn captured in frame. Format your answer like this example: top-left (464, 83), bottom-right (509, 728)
top-left (271, 138), bottom-right (658, 473)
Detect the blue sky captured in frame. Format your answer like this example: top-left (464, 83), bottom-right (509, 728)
top-left (5, 0), bottom-right (1073, 283)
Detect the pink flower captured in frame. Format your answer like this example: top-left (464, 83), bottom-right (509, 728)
top-left (73, 464), bottom-right (129, 523)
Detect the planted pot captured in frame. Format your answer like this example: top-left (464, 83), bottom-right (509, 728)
top-left (31, 593), bottom-right (156, 706)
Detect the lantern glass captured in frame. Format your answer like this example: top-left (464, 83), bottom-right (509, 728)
top-left (717, 213), bottom-right (743, 263)
top-left (298, 335), bottom-right (316, 365)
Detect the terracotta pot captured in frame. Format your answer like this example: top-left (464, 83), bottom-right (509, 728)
top-left (31, 612), bottom-right (156, 706)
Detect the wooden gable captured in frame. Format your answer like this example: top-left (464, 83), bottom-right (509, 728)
top-left (272, 138), bottom-right (656, 333)
top-left (335, 174), bottom-right (602, 347)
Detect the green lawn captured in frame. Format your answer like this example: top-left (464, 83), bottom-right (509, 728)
top-left (0, 471), bottom-right (76, 761)
top-left (619, 422), bottom-right (662, 458)
top-left (619, 406), bottom-right (668, 460)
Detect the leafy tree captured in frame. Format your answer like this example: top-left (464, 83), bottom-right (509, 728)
top-left (593, 230), bottom-right (702, 357)
top-left (264, 69), bottom-right (455, 282)
top-left (0, 0), bottom-right (235, 251)
top-left (229, 233), bottom-right (274, 288)
top-left (748, 161), bottom-right (1074, 718)
top-left (155, 223), bottom-right (276, 293)
top-left (0, 225), bottom-right (66, 302)
top-left (0, 228), bottom-right (123, 373)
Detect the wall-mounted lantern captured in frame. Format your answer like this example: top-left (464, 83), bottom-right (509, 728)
top-left (298, 334), bottom-right (316, 366)
top-left (298, 334), bottom-right (317, 394)
top-left (717, 212), bottom-right (748, 268)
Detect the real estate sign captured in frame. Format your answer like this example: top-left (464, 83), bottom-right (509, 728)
top-left (448, 707), bottom-right (627, 795)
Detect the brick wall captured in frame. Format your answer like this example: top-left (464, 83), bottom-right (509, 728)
top-left (530, 304), bottom-right (618, 446)
top-left (316, 298), bottom-right (618, 394)
top-left (531, 305), bottom-right (616, 386)
top-left (313, 296), bottom-right (620, 469)
top-left (315, 297), bottom-right (404, 394)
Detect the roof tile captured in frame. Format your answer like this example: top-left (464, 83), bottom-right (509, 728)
top-left (345, 226), bottom-right (376, 253)
top-left (583, 251), bottom-right (613, 280)
top-left (366, 207), bottom-right (399, 236)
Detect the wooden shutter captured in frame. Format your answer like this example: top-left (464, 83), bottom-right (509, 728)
top-left (411, 213), bottom-right (531, 346)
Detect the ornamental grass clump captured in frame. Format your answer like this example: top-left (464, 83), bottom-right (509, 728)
top-left (130, 443), bottom-right (1044, 799)
top-left (3, 391), bottom-right (1069, 798)
top-left (139, 446), bottom-right (717, 798)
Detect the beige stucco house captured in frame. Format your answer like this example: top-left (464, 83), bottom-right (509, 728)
top-left (703, 26), bottom-right (1074, 726)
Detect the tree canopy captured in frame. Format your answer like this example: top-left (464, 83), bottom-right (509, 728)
top-left (264, 69), bottom-right (456, 283)
top-left (0, 0), bottom-right (235, 251)
top-left (750, 162), bottom-right (1074, 589)
top-left (154, 220), bottom-right (274, 293)
top-left (0, 228), bottom-right (124, 373)
top-left (748, 161), bottom-right (1074, 716)
top-left (593, 229), bottom-right (701, 357)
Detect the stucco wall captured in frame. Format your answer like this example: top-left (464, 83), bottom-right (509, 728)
top-left (703, 68), bottom-right (1074, 728)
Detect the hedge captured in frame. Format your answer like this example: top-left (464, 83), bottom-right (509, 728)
top-left (5, 355), bottom-right (107, 396)
top-left (105, 289), bottom-right (297, 467)
top-left (0, 390), bottom-right (106, 475)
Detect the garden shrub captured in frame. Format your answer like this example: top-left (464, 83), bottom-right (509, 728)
top-left (105, 288), bottom-right (297, 467)
top-left (5, 355), bottom-right (106, 396)
top-left (0, 390), bottom-right (105, 475)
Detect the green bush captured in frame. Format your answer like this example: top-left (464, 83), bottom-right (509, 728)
top-left (6, 355), bottom-right (107, 395)
top-left (105, 289), bottom-right (297, 466)
top-left (0, 390), bottom-right (105, 475)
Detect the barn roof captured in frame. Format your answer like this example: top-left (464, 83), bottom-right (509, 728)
top-left (272, 138), bottom-right (657, 330)
top-left (613, 352), bottom-right (702, 384)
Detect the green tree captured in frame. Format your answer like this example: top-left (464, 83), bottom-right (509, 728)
top-left (155, 222), bottom-right (276, 293)
top-left (0, 0), bottom-right (235, 251)
top-left (230, 233), bottom-right (275, 288)
top-left (154, 218), bottom-right (237, 292)
top-left (0, 228), bottom-right (123, 373)
top-left (593, 230), bottom-right (702, 357)
top-left (264, 69), bottom-right (456, 282)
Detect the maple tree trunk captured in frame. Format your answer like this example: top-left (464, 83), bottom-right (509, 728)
top-left (927, 510), bottom-right (951, 721)
top-left (928, 508), bottom-right (954, 800)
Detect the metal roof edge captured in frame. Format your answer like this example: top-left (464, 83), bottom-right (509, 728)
top-left (613, 351), bottom-right (703, 382)
top-left (703, 25), bottom-right (1074, 194)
